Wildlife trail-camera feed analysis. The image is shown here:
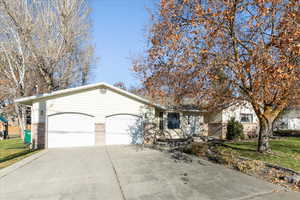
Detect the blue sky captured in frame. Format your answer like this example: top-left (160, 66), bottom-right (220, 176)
top-left (89, 0), bottom-right (156, 87)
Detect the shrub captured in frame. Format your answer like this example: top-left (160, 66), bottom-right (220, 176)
top-left (226, 117), bottom-right (244, 140)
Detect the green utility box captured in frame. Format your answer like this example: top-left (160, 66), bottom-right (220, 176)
top-left (24, 130), bottom-right (31, 144)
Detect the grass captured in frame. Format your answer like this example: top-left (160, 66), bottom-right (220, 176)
top-left (220, 137), bottom-right (300, 172)
top-left (0, 138), bottom-right (39, 169)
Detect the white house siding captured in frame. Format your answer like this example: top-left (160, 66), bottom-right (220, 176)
top-left (157, 111), bottom-right (203, 139)
top-left (31, 88), bottom-right (152, 124)
top-left (274, 108), bottom-right (300, 131)
top-left (222, 103), bottom-right (258, 123)
top-left (288, 118), bottom-right (300, 130)
top-left (222, 103), bottom-right (259, 138)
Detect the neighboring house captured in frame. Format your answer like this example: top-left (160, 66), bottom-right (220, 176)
top-left (274, 106), bottom-right (300, 131)
top-left (0, 116), bottom-right (8, 139)
top-left (15, 82), bottom-right (259, 149)
top-left (0, 105), bottom-right (31, 137)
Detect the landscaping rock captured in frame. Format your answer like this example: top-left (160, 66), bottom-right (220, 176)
top-left (285, 175), bottom-right (300, 185)
top-left (192, 137), bottom-right (205, 143)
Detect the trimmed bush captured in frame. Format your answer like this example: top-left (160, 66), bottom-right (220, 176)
top-left (226, 117), bottom-right (244, 140)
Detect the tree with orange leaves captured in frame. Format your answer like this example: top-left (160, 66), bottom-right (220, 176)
top-left (134, 0), bottom-right (300, 152)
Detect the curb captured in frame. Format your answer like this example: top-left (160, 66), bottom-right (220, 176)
top-left (0, 150), bottom-right (48, 179)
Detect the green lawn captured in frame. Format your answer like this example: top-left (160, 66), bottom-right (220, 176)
top-left (0, 138), bottom-right (38, 169)
top-left (221, 137), bottom-right (300, 172)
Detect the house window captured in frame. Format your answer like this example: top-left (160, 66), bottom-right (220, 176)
top-left (240, 113), bottom-right (253, 123)
top-left (167, 113), bottom-right (180, 129)
top-left (26, 107), bottom-right (31, 125)
top-left (159, 112), bottom-right (164, 130)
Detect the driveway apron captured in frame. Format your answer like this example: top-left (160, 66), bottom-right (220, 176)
top-left (0, 147), bottom-right (124, 200)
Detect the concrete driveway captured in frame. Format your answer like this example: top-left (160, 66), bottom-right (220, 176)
top-left (0, 146), bottom-right (299, 200)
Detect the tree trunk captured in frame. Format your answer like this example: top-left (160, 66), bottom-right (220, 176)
top-left (37, 64), bottom-right (55, 92)
top-left (14, 103), bottom-right (26, 139)
top-left (257, 117), bottom-right (273, 153)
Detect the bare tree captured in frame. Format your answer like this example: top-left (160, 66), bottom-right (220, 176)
top-left (0, 0), bottom-right (94, 132)
top-left (134, 0), bottom-right (300, 152)
top-left (113, 81), bottom-right (127, 91)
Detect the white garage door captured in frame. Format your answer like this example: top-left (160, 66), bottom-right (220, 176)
top-left (48, 113), bottom-right (95, 148)
top-left (105, 115), bottom-right (142, 145)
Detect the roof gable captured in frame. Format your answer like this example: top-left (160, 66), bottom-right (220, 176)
top-left (15, 82), bottom-right (165, 109)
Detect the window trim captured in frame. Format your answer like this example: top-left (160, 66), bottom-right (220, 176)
top-left (240, 113), bottom-right (253, 123)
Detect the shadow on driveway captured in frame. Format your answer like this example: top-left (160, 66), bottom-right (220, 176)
top-left (0, 145), bottom-right (299, 200)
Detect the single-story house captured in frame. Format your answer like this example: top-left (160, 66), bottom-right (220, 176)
top-left (15, 82), bottom-right (164, 148)
top-left (15, 82), bottom-right (259, 149)
top-left (0, 105), bottom-right (31, 137)
top-left (274, 106), bottom-right (300, 131)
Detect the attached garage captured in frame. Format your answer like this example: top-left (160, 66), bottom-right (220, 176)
top-left (47, 113), bottom-right (95, 148)
top-left (15, 82), bottom-right (164, 149)
top-left (105, 114), bottom-right (142, 145)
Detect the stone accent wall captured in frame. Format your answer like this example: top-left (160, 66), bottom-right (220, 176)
top-left (144, 122), bottom-right (159, 144)
top-left (242, 123), bottom-right (258, 137)
top-left (31, 123), bottom-right (46, 149)
top-left (95, 123), bottom-right (105, 145)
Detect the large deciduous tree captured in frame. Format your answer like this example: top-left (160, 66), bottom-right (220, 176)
top-left (134, 0), bottom-right (300, 152)
top-left (0, 0), bottom-right (94, 131)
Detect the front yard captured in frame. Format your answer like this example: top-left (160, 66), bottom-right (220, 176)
top-left (0, 138), bottom-right (37, 169)
top-left (186, 137), bottom-right (300, 191)
top-left (221, 137), bottom-right (300, 172)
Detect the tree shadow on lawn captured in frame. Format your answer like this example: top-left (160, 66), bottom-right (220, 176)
top-left (6, 146), bottom-right (29, 150)
top-left (0, 149), bottom-right (35, 163)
